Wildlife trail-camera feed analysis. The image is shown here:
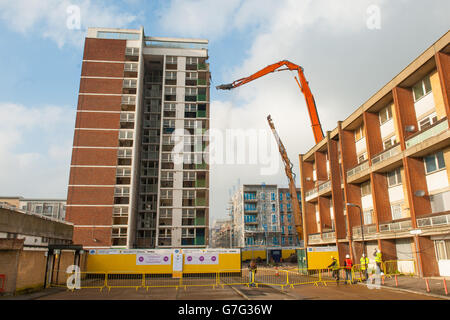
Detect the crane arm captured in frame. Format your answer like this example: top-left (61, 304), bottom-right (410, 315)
top-left (217, 60), bottom-right (324, 143)
top-left (267, 115), bottom-right (303, 241)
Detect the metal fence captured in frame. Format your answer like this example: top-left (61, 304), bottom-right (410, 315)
top-left (49, 261), bottom-right (421, 292)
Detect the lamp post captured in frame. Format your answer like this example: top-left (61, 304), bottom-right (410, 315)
top-left (346, 203), bottom-right (366, 266)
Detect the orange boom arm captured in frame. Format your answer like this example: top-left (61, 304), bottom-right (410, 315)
top-left (217, 60), bottom-right (324, 143)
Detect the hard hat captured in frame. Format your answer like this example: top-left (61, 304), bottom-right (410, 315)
top-left (362, 253), bottom-right (365, 257)
top-left (330, 256), bottom-right (334, 259)
top-left (346, 254), bottom-right (350, 258)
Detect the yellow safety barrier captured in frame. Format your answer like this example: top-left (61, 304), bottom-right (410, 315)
top-left (144, 273), bottom-right (180, 289)
top-left (252, 268), bottom-right (288, 289)
top-left (106, 272), bottom-right (143, 290)
top-left (218, 269), bottom-right (250, 287)
top-left (383, 260), bottom-right (416, 277)
top-left (319, 267), bottom-right (356, 285)
top-left (180, 273), bottom-right (217, 289)
top-left (286, 269), bottom-right (321, 287)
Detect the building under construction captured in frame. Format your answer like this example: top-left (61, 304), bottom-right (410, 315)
top-left (299, 31), bottom-right (450, 277)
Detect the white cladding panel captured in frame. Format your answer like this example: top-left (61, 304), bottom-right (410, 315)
top-left (380, 119), bottom-right (395, 139)
top-left (356, 137), bottom-right (367, 154)
top-left (388, 185), bottom-right (405, 203)
top-left (414, 92), bottom-right (435, 119)
top-left (361, 194), bottom-right (373, 210)
top-left (426, 170), bottom-right (449, 192)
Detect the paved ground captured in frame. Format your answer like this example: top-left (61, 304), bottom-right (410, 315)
top-left (1, 282), bottom-right (442, 300)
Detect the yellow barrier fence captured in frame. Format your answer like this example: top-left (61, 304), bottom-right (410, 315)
top-left (218, 269), bottom-right (250, 287)
top-left (52, 261), bottom-right (415, 291)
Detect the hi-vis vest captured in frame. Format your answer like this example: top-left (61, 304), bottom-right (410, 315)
top-left (360, 257), bottom-right (369, 270)
top-left (331, 260), bottom-right (339, 270)
top-left (375, 252), bottom-right (382, 263)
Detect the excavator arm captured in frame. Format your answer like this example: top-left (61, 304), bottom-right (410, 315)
top-left (267, 115), bottom-right (303, 242)
top-left (217, 60), bottom-right (324, 143)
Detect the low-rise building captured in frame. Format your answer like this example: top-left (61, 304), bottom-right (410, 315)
top-left (0, 196), bottom-right (66, 221)
top-left (299, 31), bottom-right (450, 277)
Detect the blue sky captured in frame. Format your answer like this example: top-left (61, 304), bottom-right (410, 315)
top-left (0, 0), bottom-right (449, 222)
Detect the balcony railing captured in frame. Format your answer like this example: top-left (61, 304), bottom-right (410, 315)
top-left (305, 188), bottom-right (318, 201)
top-left (417, 214), bottom-right (450, 228)
top-left (405, 119), bottom-right (448, 148)
top-left (308, 233), bottom-right (321, 244)
top-left (379, 220), bottom-right (412, 233)
top-left (347, 160), bottom-right (369, 178)
top-left (318, 180), bottom-right (331, 193)
top-left (352, 224), bottom-right (377, 236)
top-left (371, 144), bottom-right (401, 165)
top-left (322, 231), bottom-right (336, 241)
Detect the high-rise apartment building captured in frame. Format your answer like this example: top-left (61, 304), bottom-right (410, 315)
top-left (299, 31), bottom-right (450, 277)
top-left (66, 27), bottom-right (210, 249)
top-left (230, 184), bottom-right (301, 248)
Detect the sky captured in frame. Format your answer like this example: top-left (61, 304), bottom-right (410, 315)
top-left (0, 0), bottom-right (449, 224)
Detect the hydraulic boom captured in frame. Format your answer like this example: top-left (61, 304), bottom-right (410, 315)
top-left (216, 60), bottom-right (324, 143)
top-left (267, 115), bottom-right (303, 240)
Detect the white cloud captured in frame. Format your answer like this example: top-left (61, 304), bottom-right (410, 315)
top-left (156, 0), bottom-right (450, 222)
top-left (0, 0), bottom-right (137, 48)
top-left (0, 102), bottom-right (75, 198)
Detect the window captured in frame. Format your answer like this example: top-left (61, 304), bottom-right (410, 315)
top-left (361, 181), bottom-right (371, 196)
top-left (272, 225), bottom-right (277, 232)
top-left (287, 203), bottom-right (292, 212)
top-left (281, 226), bottom-right (285, 233)
top-left (286, 192), bottom-right (291, 200)
top-left (288, 237), bottom-right (293, 245)
top-left (271, 193), bottom-right (276, 201)
top-left (358, 152), bottom-right (367, 163)
top-left (379, 105), bottom-right (393, 125)
top-left (280, 214), bottom-right (284, 223)
top-left (424, 151), bottom-right (446, 174)
top-left (271, 204), bottom-right (276, 212)
top-left (279, 193), bottom-right (283, 201)
top-left (287, 214), bottom-right (292, 223)
top-left (288, 226), bottom-right (293, 233)
top-left (263, 224), bottom-right (267, 232)
top-left (383, 136), bottom-right (397, 149)
top-left (165, 86), bottom-right (176, 95)
top-left (418, 112), bottom-right (438, 131)
top-left (281, 237), bottom-right (286, 245)
top-left (363, 209), bottom-right (373, 225)
top-left (261, 193), bottom-right (265, 200)
top-left (412, 75), bottom-right (432, 102)
top-left (280, 204), bottom-right (284, 212)
top-left (354, 124), bottom-right (365, 141)
top-left (387, 168), bottom-right (402, 187)
top-left (186, 57), bottom-right (198, 65)
top-left (391, 203), bottom-right (403, 220)
top-left (166, 56), bottom-right (177, 64)
top-left (165, 71), bottom-right (176, 80)
top-left (435, 240), bottom-right (450, 261)
top-left (272, 214), bottom-right (276, 223)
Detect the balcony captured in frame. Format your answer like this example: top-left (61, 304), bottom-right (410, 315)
top-left (308, 233), bottom-right (321, 244)
top-left (405, 118), bottom-right (448, 148)
top-left (305, 188), bottom-right (318, 202)
top-left (417, 213), bottom-right (450, 228)
top-left (195, 179), bottom-right (206, 188)
top-left (379, 220), bottom-right (412, 233)
top-left (195, 198), bottom-right (206, 206)
top-left (318, 180), bottom-right (331, 195)
top-left (352, 224), bottom-right (377, 237)
top-left (371, 144), bottom-right (401, 165)
top-left (197, 63), bottom-right (208, 71)
top-left (322, 231), bottom-right (336, 242)
top-left (347, 160), bottom-right (369, 179)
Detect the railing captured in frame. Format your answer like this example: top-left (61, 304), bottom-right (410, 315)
top-left (322, 231), bottom-right (336, 241)
top-left (405, 119), bottom-right (448, 148)
top-left (308, 233), bottom-right (321, 244)
top-left (305, 188), bottom-right (318, 201)
top-left (417, 213), bottom-right (450, 228)
top-left (347, 161), bottom-right (369, 178)
top-left (352, 224), bottom-right (377, 236)
top-left (379, 220), bottom-right (412, 232)
top-left (318, 180), bottom-right (331, 193)
top-left (371, 144), bottom-right (401, 165)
